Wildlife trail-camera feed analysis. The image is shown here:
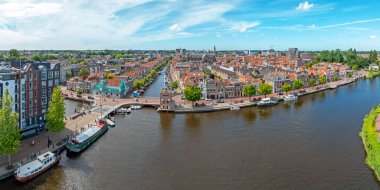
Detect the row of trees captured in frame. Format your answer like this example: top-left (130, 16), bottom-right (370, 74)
top-left (133, 59), bottom-right (170, 89)
top-left (0, 87), bottom-right (65, 168)
top-left (308, 49), bottom-right (379, 69)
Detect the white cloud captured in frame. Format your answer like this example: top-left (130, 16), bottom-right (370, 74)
top-left (370, 35), bottom-right (377, 39)
top-left (169, 24), bottom-right (181, 31)
top-left (216, 32), bottom-right (222, 38)
top-left (0, 1), bottom-right (63, 20)
top-left (230, 21), bottom-right (260, 32)
top-left (296, 1), bottom-right (314, 11)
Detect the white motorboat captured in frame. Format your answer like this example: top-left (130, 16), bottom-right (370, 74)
top-left (257, 98), bottom-right (278, 107)
top-left (230, 106), bottom-right (240, 111)
top-left (130, 105), bottom-right (142, 110)
top-left (284, 94), bottom-right (298, 102)
top-left (116, 108), bottom-right (128, 114)
top-left (126, 108), bottom-right (132, 113)
top-left (14, 151), bottom-right (60, 183)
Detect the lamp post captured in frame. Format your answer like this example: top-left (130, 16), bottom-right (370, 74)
top-left (99, 87), bottom-right (103, 118)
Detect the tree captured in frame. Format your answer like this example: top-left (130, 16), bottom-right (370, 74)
top-left (243, 84), bottom-right (256, 101)
top-left (293, 79), bottom-right (304, 90)
top-left (66, 72), bottom-right (72, 78)
top-left (133, 80), bottom-right (143, 89)
top-left (31, 54), bottom-right (43, 62)
top-left (203, 69), bottom-right (211, 76)
top-left (352, 65), bottom-right (359, 71)
top-left (106, 73), bottom-right (115, 79)
top-left (76, 87), bottom-right (83, 94)
top-left (9, 49), bottom-right (20, 57)
top-left (46, 86), bottom-right (65, 134)
top-left (369, 50), bottom-right (378, 63)
top-left (258, 83), bottom-right (273, 97)
top-left (309, 78), bottom-right (316, 87)
top-left (170, 81), bottom-right (179, 90)
top-left (0, 89), bottom-right (21, 168)
top-left (183, 85), bottom-right (202, 107)
top-left (151, 70), bottom-right (157, 77)
top-left (78, 67), bottom-right (89, 77)
top-left (318, 75), bottom-right (327, 85)
top-left (281, 83), bottom-right (292, 95)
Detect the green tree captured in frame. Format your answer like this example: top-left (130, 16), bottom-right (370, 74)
top-left (318, 75), bottom-right (327, 85)
top-left (184, 85), bottom-right (202, 107)
top-left (106, 73), bottom-right (115, 79)
top-left (46, 86), bottom-right (65, 134)
top-left (352, 65), bottom-right (359, 71)
top-left (243, 84), bottom-right (256, 101)
top-left (76, 87), bottom-right (83, 94)
top-left (203, 69), bottom-right (211, 76)
top-left (281, 83), bottom-right (292, 95)
top-left (9, 49), bottom-right (20, 57)
top-left (0, 89), bottom-right (21, 168)
top-left (293, 79), bottom-right (304, 90)
top-left (309, 78), bottom-right (316, 87)
top-left (151, 70), bottom-right (157, 77)
top-left (31, 54), bottom-right (43, 62)
top-left (133, 80), bottom-right (143, 89)
top-left (258, 83), bottom-right (273, 97)
top-left (78, 67), bottom-right (89, 77)
top-left (66, 72), bottom-right (72, 78)
top-left (369, 50), bottom-right (378, 63)
top-left (170, 81), bottom-right (179, 90)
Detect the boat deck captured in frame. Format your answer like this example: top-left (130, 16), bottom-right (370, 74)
top-left (74, 126), bottom-right (101, 143)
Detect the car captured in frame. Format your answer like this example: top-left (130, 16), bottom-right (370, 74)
top-left (88, 96), bottom-right (94, 99)
top-left (76, 94), bottom-right (82, 98)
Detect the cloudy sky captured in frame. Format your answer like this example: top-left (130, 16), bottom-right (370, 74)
top-left (0, 0), bottom-right (379, 50)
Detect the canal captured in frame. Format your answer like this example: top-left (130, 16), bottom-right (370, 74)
top-left (143, 71), bottom-right (166, 98)
top-left (1, 78), bottom-right (380, 190)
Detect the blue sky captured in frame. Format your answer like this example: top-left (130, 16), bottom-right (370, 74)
top-left (0, 0), bottom-right (379, 50)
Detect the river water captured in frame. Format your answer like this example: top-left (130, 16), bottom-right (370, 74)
top-left (1, 78), bottom-right (380, 190)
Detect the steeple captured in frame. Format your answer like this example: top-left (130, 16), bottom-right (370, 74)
top-left (213, 45), bottom-right (216, 54)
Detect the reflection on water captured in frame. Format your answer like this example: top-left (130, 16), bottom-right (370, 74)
top-left (2, 78), bottom-right (380, 190)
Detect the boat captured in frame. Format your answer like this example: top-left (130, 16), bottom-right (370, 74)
top-left (230, 106), bottom-right (240, 111)
top-left (126, 108), bottom-right (132, 113)
top-left (106, 118), bottom-right (116, 128)
top-left (14, 151), bottom-right (60, 183)
top-left (116, 108), bottom-right (128, 114)
top-left (283, 94), bottom-right (298, 102)
top-left (130, 105), bottom-right (142, 110)
top-left (66, 119), bottom-right (109, 153)
top-left (257, 98), bottom-right (278, 107)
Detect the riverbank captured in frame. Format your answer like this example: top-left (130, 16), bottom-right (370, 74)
top-left (359, 105), bottom-right (380, 181)
top-left (165, 77), bottom-right (359, 113)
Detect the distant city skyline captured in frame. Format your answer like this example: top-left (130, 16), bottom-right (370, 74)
top-left (0, 0), bottom-right (379, 50)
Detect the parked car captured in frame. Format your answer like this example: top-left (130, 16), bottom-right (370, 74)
top-left (216, 99), bottom-right (224, 103)
top-left (76, 94), bottom-right (82, 98)
top-left (88, 96), bottom-right (94, 100)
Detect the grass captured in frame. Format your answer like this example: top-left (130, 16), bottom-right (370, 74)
top-left (360, 105), bottom-right (380, 180)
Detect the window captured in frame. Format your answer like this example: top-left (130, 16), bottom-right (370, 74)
top-left (41, 81), bottom-right (46, 89)
top-left (29, 91), bottom-right (33, 99)
top-left (29, 82), bottom-right (32, 89)
top-left (41, 70), bottom-right (47, 80)
top-left (48, 71), bottom-right (53, 79)
top-left (29, 73), bottom-right (33, 80)
top-left (55, 79), bottom-right (59, 86)
top-left (42, 90), bottom-right (46, 97)
top-left (29, 101), bottom-right (32, 107)
top-left (55, 71), bottom-right (59, 78)
top-left (48, 80), bottom-right (53, 87)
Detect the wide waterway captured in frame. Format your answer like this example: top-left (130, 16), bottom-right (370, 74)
top-left (1, 78), bottom-right (380, 190)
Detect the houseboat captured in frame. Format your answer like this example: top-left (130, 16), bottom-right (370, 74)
top-left (14, 151), bottom-right (60, 183)
top-left (130, 105), bottom-right (142, 110)
top-left (257, 98), bottom-right (278, 107)
top-left (66, 119), bottom-right (109, 153)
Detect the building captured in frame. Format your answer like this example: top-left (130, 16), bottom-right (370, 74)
top-left (369, 63), bottom-right (379, 71)
top-left (287, 48), bottom-right (299, 59)
top-left (4, 62), bottom-right (61, 136)
top-left (159, 88), bottom-right (175, 111)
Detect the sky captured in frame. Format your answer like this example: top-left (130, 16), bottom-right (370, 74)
top-left (0, 0), bottom-right (379, 50)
